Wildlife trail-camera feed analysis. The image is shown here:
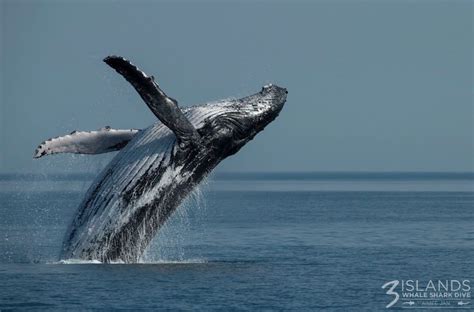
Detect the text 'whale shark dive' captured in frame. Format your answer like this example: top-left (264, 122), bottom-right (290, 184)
top-left (34, 56), bottom-right (287, 263)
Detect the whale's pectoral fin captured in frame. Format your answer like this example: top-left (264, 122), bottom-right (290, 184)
top-left (34, 127), bottom-right (140, 158)
top-left (103, 55), bottom-right (200, 147)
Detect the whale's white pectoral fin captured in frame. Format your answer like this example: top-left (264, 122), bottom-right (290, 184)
top-left (34, 127), bottom-right (140, 158)
top-left (103, 55), bottom-right (200, 146)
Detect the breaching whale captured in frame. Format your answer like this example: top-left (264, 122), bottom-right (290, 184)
top-left (34, 56), bottom-right (287, 263)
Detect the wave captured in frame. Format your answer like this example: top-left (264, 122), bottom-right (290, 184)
top-left (53, 258), bottom-right (207, 265)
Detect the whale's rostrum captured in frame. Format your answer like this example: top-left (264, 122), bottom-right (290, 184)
top-left (34, 56), bottom-right (287, 263)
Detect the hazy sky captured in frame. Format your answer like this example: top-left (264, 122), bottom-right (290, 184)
top-left (1, 0), bottom-right (472, 173)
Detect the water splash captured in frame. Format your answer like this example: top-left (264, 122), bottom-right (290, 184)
top-left (12, 153), bottom-right (210, 264)
top-left (17, 154), bottom-right (114, 264)
top-left (140, 179), bottom-right (209, 263)
top-left (55, 259), bottom-right (103, 264)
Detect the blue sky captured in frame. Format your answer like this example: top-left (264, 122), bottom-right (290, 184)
top-left (0, 0), bottom-right (472, 173)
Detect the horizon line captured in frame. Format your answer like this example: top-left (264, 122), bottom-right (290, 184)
top-left (0, 171), bottom-right (473, 182)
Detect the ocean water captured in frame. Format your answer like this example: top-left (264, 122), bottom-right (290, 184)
top-left (0, 172), bottom-right (473, 310)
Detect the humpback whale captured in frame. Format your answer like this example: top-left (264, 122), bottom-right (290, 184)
top-left (34, 56), bottom-right (287, 263)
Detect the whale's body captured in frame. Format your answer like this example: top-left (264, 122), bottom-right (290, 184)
top-left (35, 56), bottom-right (287, 263)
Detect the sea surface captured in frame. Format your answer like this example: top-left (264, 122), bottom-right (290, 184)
top-left (0, 172), bottom-right (473, 311)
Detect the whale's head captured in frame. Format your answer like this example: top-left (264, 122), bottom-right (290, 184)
top-left (199, 84), bottom-right (287, 157)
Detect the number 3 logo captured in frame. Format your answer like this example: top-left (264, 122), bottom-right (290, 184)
top-left (382, 280), bottom-right (400, 308)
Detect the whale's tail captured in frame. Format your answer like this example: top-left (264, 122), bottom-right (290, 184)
top-left (34, 127), bottom-right (140, 158)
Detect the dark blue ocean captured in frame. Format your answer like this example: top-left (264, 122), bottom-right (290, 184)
top-left (0, 172), bottom-right (473, 311)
